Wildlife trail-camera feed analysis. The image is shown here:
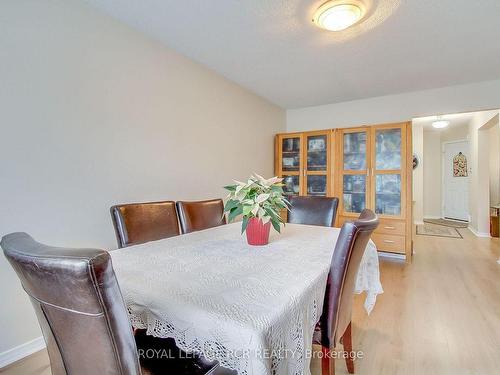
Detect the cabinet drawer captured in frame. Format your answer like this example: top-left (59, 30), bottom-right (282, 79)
top-left (371, 234), bottom-right (405, 254)
top-left (375, 220), bottom-right (406, 235)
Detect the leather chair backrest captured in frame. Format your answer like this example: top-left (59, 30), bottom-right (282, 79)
top-left (111, 201), bottom-right (179, 248)
top-left (287, 196), bottom-right (339, 227)
top-left (319, 209), bottom-right (379, 348)
top-left (176, 199), bottom-right (226, 234)
top-left (1, 233), bottom-right (141, 375)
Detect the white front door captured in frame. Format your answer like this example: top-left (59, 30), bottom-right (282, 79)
top-left (443, 141), bottom-right (469, 221)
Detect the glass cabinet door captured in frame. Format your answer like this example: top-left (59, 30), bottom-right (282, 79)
top-left (281, 136), bottom-right (301, 172)
top-left (305, 132), bottom-right (329, 196)
top-left (340, 129), bottom-right (369, 214)
top-left (306, 135), bottom-right (328, 172)
top-left (279, 135), bottom-right (302, 196)
top-left (282, 175), bottom-right (300, 196)
top-left (373, 126), bottom-right (405, 217)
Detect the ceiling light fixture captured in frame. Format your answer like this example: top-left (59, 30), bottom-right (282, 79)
top-left (432, 116), bottom-right (450, 129)
top-left (313, 0), bottom-right (366, 32)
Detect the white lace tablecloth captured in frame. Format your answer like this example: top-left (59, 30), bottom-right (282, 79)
top-left (111, 223), bottom-right (383, 375)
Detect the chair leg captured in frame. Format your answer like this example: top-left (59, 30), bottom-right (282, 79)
top-left (342, 322), bottom-right (354, 374)
top-left (321, 346), bottom-right (335, 375)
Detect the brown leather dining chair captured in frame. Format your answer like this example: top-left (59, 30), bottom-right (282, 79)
top-left (176, 199), bottom-right (226, 234)
top-left (1, 232), bottom-right (221, 375)
top-left (110, 201), bottom-right (180, 248)
top-left (313, 209), bottom-right (379, 375)
top-left (287, 196), bottom-right (339, 227)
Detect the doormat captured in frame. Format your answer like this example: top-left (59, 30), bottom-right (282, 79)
top-left (416, 223), bottom-right (463, 238)
top-left (423, 219), bottom-right (469, 228)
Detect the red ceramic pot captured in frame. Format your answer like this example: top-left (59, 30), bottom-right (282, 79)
top-left (245, 217), bottom-right (271, 246)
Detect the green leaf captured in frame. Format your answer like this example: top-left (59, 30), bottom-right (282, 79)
top-left (242, 204), bottom-right (253, 216)
top-left (228, 206), bottom-right (243, 222)
top-left (224, 199), bottom-right (240, 212)
top-left (241, 216), bottom-right (249, 234)
top-left (271, 219), bottom-right (281, 233)
top-left (223, 185), bottom-right (237, 192)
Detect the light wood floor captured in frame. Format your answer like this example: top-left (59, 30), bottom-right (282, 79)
top-left (2, 228), bottom-right (499, 375)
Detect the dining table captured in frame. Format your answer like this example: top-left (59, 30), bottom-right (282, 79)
top-left (110, 222), bottom-right (383, 375)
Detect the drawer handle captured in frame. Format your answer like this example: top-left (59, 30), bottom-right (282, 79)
top-left (383, 240), bottom-right (396, 243)
top-left (384, 226), bottom-right (396, 230)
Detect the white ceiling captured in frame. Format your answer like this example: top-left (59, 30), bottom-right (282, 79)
top-left (84, 0), bottom-right (500, 109)
top-left (413, 112), bottom-right (475, 131)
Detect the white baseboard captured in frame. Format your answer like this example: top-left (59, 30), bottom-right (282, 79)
top-left (468, 226), bottom-right (491, 238)
top-left (414, 220), bottom-right (424, 225)
top-left (0, 337), bottom-right (45, 369)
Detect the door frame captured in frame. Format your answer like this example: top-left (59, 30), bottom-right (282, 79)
top-left (441, 139), bottom-right (470, 222)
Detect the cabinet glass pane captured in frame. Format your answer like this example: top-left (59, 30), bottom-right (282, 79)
top-left (376, 129), bottom-right (401, 170)
top-left (375, 174), bottom-right (401, 216)
top-left (282, 137), bottom-right (300, 172)
top-left (307, 175), bottom-right (327, 196)
top-left (343, 132), bottom-right (367, 170)
top-left (282, 175), bottom-right (300, 195)
top-left (307, 135), bottom-right (327, 171)
top-left (343, 175), bottom-right (366, 213)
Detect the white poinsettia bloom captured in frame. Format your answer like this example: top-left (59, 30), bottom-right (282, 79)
top-left (256, 193), bottom-right (270, 203)
top-left (267, 176), bottom-right (283, 185)
top-left (235, 184), bottom-right (244, 195)
top-left (236, 190), bottom-right (247, 201)
top-left (253, 173), bottom-right (267, 183)
top-left (251, 204), bottom-right (260, 216)
top-left (224, 173), bottom-right (289, 236)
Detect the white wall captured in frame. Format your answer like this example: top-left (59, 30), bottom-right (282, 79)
top-left (412, 124), bottom-right (424, 224)
top-left (0, 0), bottom-right (285, 357)
top-left (287, 80), bottom-right (500, 132)
top-left (468, 112), bottom-right (499, 235)
top-left (440, 124), bottom-right (469, 143)
top-left (422, 131), bottom-right (442, 218)
top-left (489, 124), bottom-right (500, 206)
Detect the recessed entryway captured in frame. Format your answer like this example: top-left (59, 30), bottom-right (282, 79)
top-left (412, 109), bottom-right (500, 238)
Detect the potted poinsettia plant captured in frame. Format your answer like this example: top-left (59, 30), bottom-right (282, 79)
top-left (223, 174), bottom-right (289, 246)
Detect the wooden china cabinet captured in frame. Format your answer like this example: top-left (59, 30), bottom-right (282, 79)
top-left (275, 130), bottom-right (334, 197)
top-left (275, 122), bottom-right (412, 262)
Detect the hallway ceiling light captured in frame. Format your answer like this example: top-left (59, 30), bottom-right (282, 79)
top-left (313, 1), bottom-right (366, 31)
top-left (432, 116), bottom-right (450, 129)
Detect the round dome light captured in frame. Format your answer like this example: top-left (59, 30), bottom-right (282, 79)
top-left (313, 1), bottom-right (366, 31)
top-left (432, 116), bottom-right (450, 129)
top-left (432, 120), bottom-right (450, 129)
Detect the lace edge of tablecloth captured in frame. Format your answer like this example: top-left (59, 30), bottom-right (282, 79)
top-left (127, 299), bottom-right (324, 375)
top-left (355, 242), bottom-right (384, 315)
top-left (128, 311), bottom-right (247, 374)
